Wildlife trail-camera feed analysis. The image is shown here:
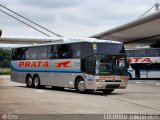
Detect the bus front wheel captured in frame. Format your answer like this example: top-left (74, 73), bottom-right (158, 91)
top-left (75, 77), bottom-right (86, 93)
top-left (26, 75), bottom-right (34, 88)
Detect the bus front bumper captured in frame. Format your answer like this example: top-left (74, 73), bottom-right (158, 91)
top-left (85, 75), bottom-right (128, 91)
top-left (95, 80), bottom-right (128, 90)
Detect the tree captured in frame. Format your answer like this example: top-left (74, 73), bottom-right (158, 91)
top-left (2, 59), bottom-right (9, 68)
top-left (0, 48), bottom-right (11, 68)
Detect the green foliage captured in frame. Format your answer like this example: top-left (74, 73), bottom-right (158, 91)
top-left (0, 48), bottom-right (11, 68)
top-left (2, 59), bottom-right (9, 68)
top-left (0, 71), bottom-right (10, 75)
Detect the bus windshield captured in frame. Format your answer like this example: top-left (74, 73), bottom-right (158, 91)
top-left (95, 55), bottom-right (127, 75)
top-left (95, 43), bottom-right (125, 54)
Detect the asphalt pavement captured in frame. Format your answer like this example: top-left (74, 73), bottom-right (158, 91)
top-left (0, 75), bottom-right (160, 119)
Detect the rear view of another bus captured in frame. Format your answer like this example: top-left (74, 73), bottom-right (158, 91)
top-left (126, 48), bottom-right (160, 79)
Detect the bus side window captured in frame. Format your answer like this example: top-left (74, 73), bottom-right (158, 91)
top-left (70, 43), bottom-right (81, 58)
top-left (16, 48), bottom-right (23, 60)
top-left (126, 50), bottom-right (134, 57)
top-left (11, 49), bottom-right (17, 60)
top-left (134, 50), bottom-right (146, 57)
top-left (48, 45), bottom-right (59, 59)
top-left (25, 48), bottom-right (30, 60)
top-left (12, 48), bottom-right (23, 60)
top-left (81, 43), bottom-right (93, 58)
top-left (20, 48), bottom-right (28, 60)
top-left (57, 44), bottom-right (72, 59)
top-left (29, 47), bottom-right (38, 60)
top-left (147, 49), bottom-right (160, 57)
top-left (38, 46), bottom-right (48, 59)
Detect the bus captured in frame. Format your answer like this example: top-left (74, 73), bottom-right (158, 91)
top-left (10, 38), bottom-right (128, 94)
top-left (126, 48), bottom-right (160, 79)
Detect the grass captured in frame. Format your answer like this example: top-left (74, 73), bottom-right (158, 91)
top-left (0, 68), bottom-right (10, 75)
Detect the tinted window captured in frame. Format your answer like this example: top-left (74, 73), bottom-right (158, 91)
top-left (70, 43), bottom-right (81, 58)
top-left (11, 48), bottom-right (18, 60)
top-left (48, 43), bottom-right (82, 59)
top-left (12, 48), bottom-right (28, 60)
top-left (126, 50), bottom-right (134, 57)
top-left (48, 44), bottom-right (72, 59)
top-left (134, 50), bottom-right (146, 57)
top-left (57, 44), bottom-right (72, 58)
top-left (146, 64), bottom-right (160, 69)
top-left (81, 42), bottom-right (93, 58)
top-left (48, 45), bottom-right (59, 59)
top-left (146, 49), bottom-right (160, 57)
top-left (96, 43), bottom-right (125, 54)
top-left (131, 64), bottom-right (160, 70)
top-left (38, 46), bottom-right (48, 59)
top-left (24, 48), bottom-right (30, 60)
top-left (29, 47), bottom-right (38, 60)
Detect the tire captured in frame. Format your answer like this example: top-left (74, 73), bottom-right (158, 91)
top-left (75, 77), bottom-right (86, 93)
top-left (128, 72), bottom-right (132, 80)
top-left (33, 75), bottom-right (41, 89)
top-left (102, 89), bottom-right (114, 94)
top-left (26, 75), bottom-right (34, 88)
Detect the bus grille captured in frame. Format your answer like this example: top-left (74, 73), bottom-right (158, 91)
top-left (105, 80), bottom-right (122, 82)
top-left (106, 84), bottom-right (120, 89)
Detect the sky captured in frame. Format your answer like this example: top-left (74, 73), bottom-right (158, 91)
top-left (0, 0), bottom-right (159, 39)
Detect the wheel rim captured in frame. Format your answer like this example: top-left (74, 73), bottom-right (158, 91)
top-left (28, 77), bottom-right (32, 86)
top-left (34, 77), bottom-right (39, 87)
top-left (78, 81), bottom-right (85, 91)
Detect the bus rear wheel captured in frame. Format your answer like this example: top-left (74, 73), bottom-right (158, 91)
top-left (102, 89), bottom-right (114, 94)
top-left (75, 77), bottom-right (86, 93)
top-left (33, 75), bottom-right (41, 89)
top-left (26, 75), bottom-right (34, 88)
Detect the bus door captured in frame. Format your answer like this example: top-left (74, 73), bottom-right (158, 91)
top-left (140, 64), bottom-right (148, 78)
top-left (135, 69), bottom-right (140, 78)
top-left (133, 64), bottom-right (140, 79)
top-left (132, 64), bottom-right (147, 79)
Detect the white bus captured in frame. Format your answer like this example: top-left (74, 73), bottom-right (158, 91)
top-left (126, 48), bottom-right (160, 79)
top-left (10, 38), bottom-right (128, 94)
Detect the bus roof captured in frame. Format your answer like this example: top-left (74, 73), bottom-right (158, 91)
top-left (11, 38), bottom-right (122, 49)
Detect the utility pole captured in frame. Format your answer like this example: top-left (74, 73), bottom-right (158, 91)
top-left (0, 30), bottom-right (2, 37)
top-left (138, 2), bottom-right (160, 18)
